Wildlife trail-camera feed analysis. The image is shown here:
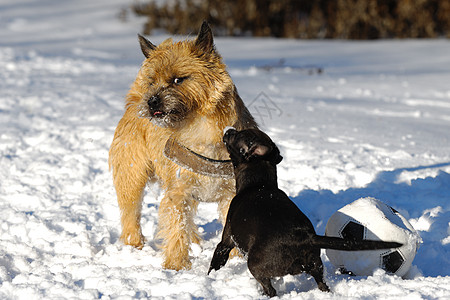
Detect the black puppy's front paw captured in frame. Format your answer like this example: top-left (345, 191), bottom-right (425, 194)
top-left (208, 242), bottom-right (233, 275)
top-left (208, 256), bottom-right (225, 275)
top-left (207, 264), bottom-right (218, 275)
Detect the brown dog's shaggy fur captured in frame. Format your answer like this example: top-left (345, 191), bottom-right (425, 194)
top-left (109, 22), bottom-right (256, 270)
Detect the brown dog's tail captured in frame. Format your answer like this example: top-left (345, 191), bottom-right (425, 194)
top-left (310, 235), bottom-right (402, 251)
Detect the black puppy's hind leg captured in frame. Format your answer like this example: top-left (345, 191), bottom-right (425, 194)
top-left (248, 253), bottom-right (277, 297)
top-left (288, 256), bottom-right (329, 293)
top-left (312, 273), bottom-right (330, 292)
top-left (309, 258), bottom-right (330, 292)
top-left (254, 276), bottom-right (276, 298)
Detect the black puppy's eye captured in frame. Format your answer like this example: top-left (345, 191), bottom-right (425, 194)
top-left (239, 148), bottom-right (245, 155)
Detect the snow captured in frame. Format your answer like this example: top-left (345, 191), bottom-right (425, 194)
top-left (1, 0), bottom-right (449, 299)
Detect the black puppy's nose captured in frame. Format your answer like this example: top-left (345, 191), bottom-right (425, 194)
top-left (148, 95), bottom-right (160, 108)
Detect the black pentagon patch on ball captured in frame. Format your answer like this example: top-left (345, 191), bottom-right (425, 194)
top-left (382, 250), bottom-right (404, 273)
top-left (341, 221), bottom-right (364, 241)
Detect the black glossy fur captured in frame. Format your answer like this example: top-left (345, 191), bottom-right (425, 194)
top-left (208, 128), bottom-right (402, 297)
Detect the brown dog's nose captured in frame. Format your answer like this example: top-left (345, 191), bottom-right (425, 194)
top-left (148, 95), bottom-right (160, 109)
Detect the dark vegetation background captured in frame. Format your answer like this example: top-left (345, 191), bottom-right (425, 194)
top-left (131, 0), bottom-right (450, 39)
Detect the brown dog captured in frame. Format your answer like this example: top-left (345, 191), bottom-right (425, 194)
top-left (109, 22), bottom-right (257, 270)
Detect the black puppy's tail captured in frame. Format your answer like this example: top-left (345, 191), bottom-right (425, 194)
top-left (311, 235), bottom-right (402, 251)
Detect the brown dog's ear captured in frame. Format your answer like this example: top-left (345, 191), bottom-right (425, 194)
top-left (195, 21), bottom-right (215, 53)
top-left (138, 34), bottom-right (156, 58)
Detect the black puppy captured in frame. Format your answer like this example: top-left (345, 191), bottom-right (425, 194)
top-left (208, 128), bottom-right (402, 297)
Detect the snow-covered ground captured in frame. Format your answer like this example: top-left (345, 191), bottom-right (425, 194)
top-left (1, 0), bottom-right (449, 299)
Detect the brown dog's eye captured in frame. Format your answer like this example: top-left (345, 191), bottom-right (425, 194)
top-left (173, 77), bottom-right (187, 85)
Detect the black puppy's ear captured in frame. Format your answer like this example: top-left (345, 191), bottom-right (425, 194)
top-left (269, 145), bottom-right (283, 165)
top-left (249, 144), bottom-right (270, 158)
top-left (249, 143), bottom-right (283, 165)
top-left (195, 21), bottom-right (215, 53)
top-left (138, 34), bottom-right (156, 58)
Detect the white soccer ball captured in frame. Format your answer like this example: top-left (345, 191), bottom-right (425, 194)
top-left (325, 197), bottom-right (422, 277)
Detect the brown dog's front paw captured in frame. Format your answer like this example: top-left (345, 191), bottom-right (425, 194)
top-left (163, 255), bottom-right (192, 271)
top-left (160, 237), bottom-right (192, 270)
top-left (120, 231), bottom-right (145, 249)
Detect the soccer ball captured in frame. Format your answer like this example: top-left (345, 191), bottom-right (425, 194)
top-left (325, 197), bottom-right (422, 277)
